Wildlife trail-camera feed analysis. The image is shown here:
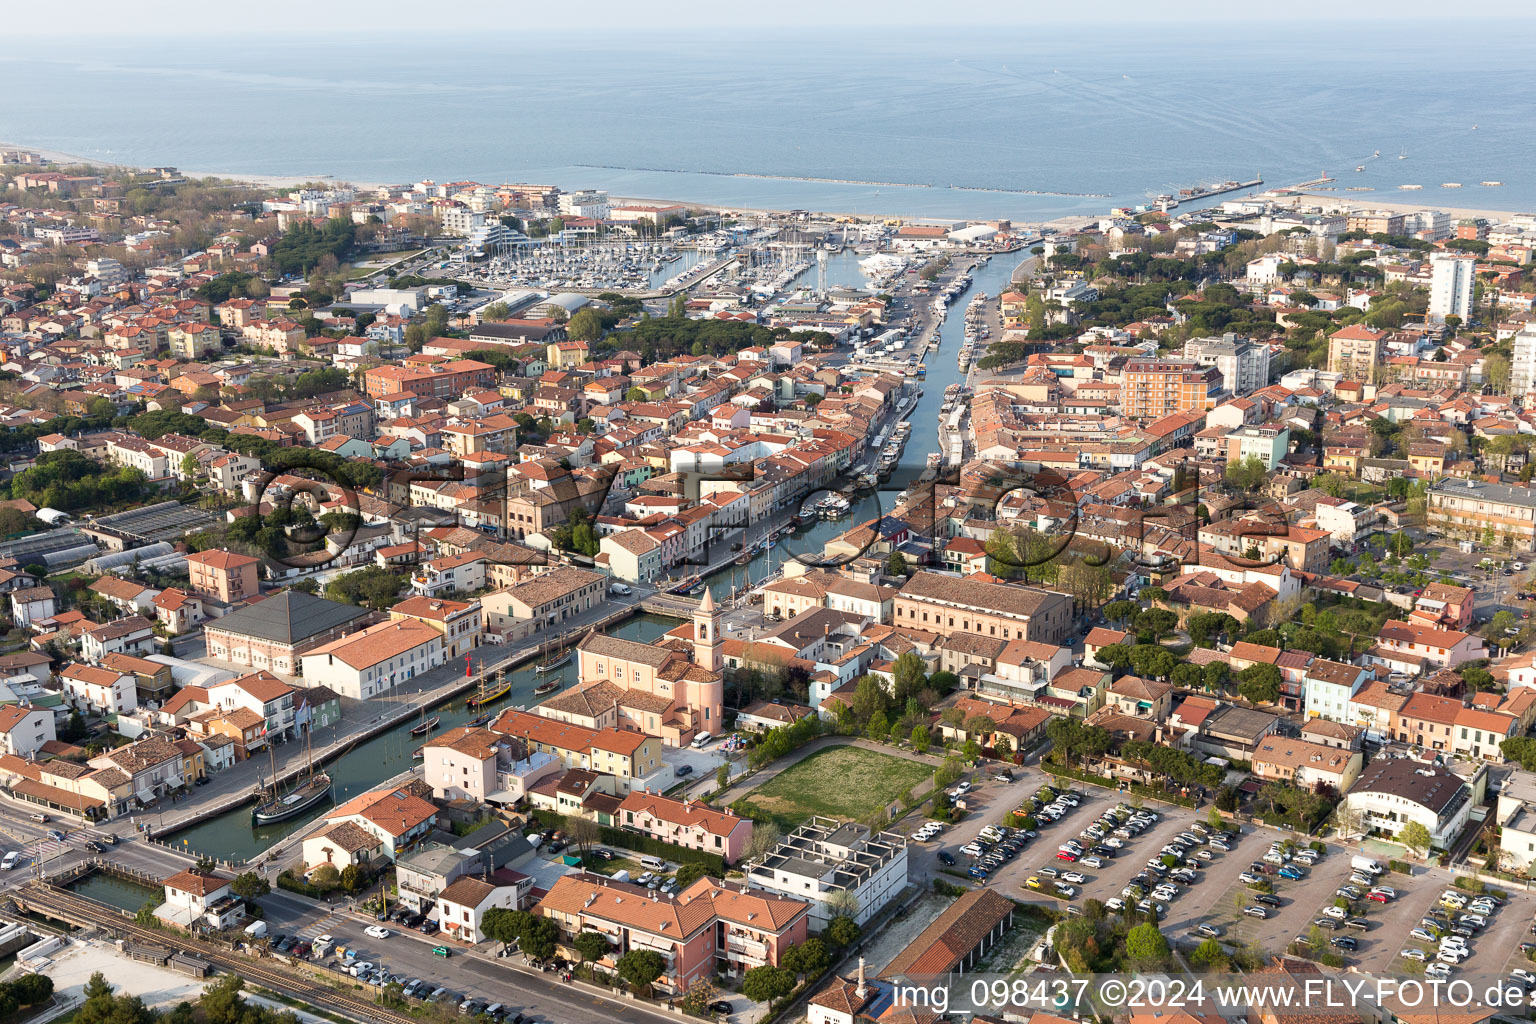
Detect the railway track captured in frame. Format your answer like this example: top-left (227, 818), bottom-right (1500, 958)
top-left (16, 883), bottom-right (417, 1024)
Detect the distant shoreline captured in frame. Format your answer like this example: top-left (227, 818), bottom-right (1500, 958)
top-left (6, 140), bottom-right (1526, 232)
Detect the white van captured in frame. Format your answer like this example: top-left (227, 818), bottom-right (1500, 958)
top-left (691, 732), bottom-right (713, 749)
top-left (608, 583), bottom-right (632, 596)
top-left (1, 851), bottom-right (20, 871)
top-left (640, 855), bottom-right (668, 871)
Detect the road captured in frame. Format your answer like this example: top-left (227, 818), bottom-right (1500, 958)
top-left (254, 890), bottom-right (710, 1024)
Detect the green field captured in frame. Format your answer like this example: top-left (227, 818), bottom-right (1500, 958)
top-left (737, 744), bottom-right (932, 830)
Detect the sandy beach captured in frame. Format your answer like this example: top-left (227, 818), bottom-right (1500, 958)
top-left (1280, 189), bottom-right (1529, 222)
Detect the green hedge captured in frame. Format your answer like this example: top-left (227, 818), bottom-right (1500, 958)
top-left (1045, 766), bottom-right (1196, 808)
top-left (530, 810), bottom-right (728, 874)
top-left (276, 871), bottom-right (328, 899)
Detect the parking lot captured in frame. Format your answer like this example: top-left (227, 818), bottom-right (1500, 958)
top-left (903, 771), bottom-right (1536, 983)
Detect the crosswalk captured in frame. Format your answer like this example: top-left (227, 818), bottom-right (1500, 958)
top-left (294, 911), bottom-right (350, 942)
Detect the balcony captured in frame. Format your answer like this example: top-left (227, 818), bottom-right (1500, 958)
top-left (725, 934), bottom-right (768, 960)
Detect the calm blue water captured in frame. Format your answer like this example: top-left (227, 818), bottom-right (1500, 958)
top-left (3, 26), bottom-right (1533, 221)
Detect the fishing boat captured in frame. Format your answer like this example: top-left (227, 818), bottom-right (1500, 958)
top-left (735, 551), bottom-right (751, 565)
top-left (252, 730), bottom-right (332, 826)
top-left (410, 715), bottom-right (441, 736)
top-left (466, 668), bottom-right (510, 708)
top-left (412, 745), bottom-right (425, 760)
top-left (467, 711), bottom-right (494, 727)
top-left (533, 678), bottom-right (561, 696)
top-left (1482, 181), bottom-right (1504, 186)
top-left (534, 639), bottom-right (572, 674)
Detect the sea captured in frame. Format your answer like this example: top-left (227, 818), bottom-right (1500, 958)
top-left (2, 24), bottom-right (1534, 222)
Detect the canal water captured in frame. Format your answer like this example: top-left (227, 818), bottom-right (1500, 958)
top-left (68, 873), bottom-right (163, 914)
top-left (171, 613), bottom-right (684, 862)
top-left (703, 250), bottom-right (1022, 597)
top-left (169, 254), bottom-right (1021, 863)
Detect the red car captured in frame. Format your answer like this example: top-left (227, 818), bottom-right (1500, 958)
top-left (1367, 891), bottom-right (1391, 902)
top-left (1056, 850), bottom-right (1079, 862)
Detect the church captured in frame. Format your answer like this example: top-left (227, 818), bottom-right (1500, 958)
top-left (533, 590), bottom-right (725, 747)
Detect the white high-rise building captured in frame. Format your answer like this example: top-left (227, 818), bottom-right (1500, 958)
top-left (1428, 253), bottom-right (1476, 323)
top-left (1511, 324), bottom-right (1536, 398)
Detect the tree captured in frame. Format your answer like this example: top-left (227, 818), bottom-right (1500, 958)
top-left (891, 651), bottom-right (927, 704)
top-left (992, 734), bottom-right (1013, 759)
top-left (567, 816), bottom-right (601, 857)
top-left (340, 864), bottom-right (365, 892)
top-left (1191, 937), bottom-right (1229, 969)
top-left (672, 861), bottom-right (717, 890)
top-left (850, 675), bottom-right (888, 725)
top-left (1400, 821), bottom-right (1432, 858)
top-left (310, 864), bottom-right (341, 890)
top-left (521, 917), bottom-right (561, 960)
top-left (1237, 663), bottom-right (1282, 704)
top-left (573, 930), bottom-right (610, 964)
top-left (616, 948), bottom-right (667, 994)
top-left (1126, 921), bottom-right (1170, 964)
top-left (1224, 454), bottom-right (1269, 491)
top-left (744, 822), bottom-right (782, 862)
top-left (199, 973), bottom-right (248, 1024)
top-left (481, 908), bottom-right (530, 949)
top-left (679, 980), bottom-right (720, 1017)
top-left (781, 937), bottom-right (829, 978)
top-left (716, 762), bottom-right (731, 793)
top-left (824, 890), bottom-right (861, 921)
top-left (568, 308), bottom-right (605, 343)
top-left (1102, 600), bottom-right (1138, 627)
top-left (231, 871), bottom-right (270, 899)
top-left (886, 550), bottom-right (908, 577)
top-left (826, 915), bottom-right (860, 950)
top-left (741, 965), bottom-right (795, 1003)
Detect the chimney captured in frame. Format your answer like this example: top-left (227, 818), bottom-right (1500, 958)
top-left (856, 957), bottom-right (867, 998)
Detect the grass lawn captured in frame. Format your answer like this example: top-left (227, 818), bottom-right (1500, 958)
top-left (736, 744), bottom-right (931, 831)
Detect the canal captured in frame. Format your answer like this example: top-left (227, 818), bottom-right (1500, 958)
top-left (168, 252), bottom-right (1023, 863)
top-left (170, 613), bottom-right (684, 862)
top-left (68, 873), bottom-right (163, 914)
top-left (704, 249), bottom-right (1022, 595)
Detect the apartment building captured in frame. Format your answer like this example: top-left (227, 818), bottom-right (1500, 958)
top-left (1182, 333), bottom-right (1271, 395)
top-left (1428, 478), bottom-right (1536, 549)
top-left (1428, 253), bottom-right (1476, 323)
top-left (388, 595), bottom-right (484, 659)
top-left (488, 708), bottom-right (662, 790)
top-left (1224, 425), bottom-right (1290, 470)
top-left (538, 873), bottom-right (810, 992)
top-left (615, 791), bottom-right (755, 865)
top-left (892, 571), bottom-right (1074, 646)
top-left (745, 817), bottom-right (908, 928)
top-left (1120, 360), bottom-right (1223, 420)
top-left (1340, 758), bottom-right (1471, 851)
top-left (1394, 692), bottom-right (1517, 761)
top-left (1326, 324), bottom-right (1386, 382)
top-left (185, 549), bottom-right (260, 603)
top-left (1367, 619), bottom-right (1487, 673)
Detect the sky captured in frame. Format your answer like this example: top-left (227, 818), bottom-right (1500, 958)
top-left (13, 0), bottom-right (1536, 34)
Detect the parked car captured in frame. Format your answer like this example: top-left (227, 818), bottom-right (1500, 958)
top-left (1331, 936), bottom-right (1358, 951)
top-left (1196, 923), bottom-right (1222, 938)
top-left (937, 851), bottom-right (956, 866)
top-left (1243, 906), bottom-right (1268, 919)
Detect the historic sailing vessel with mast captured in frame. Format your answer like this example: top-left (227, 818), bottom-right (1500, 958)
top-left (252, 723), bottom-right (332, 826)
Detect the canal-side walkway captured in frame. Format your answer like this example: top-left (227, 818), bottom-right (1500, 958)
top-left (141, 593), bottom-right (649, 844)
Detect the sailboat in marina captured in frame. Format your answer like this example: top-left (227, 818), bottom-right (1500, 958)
top-left (466, 666), bottom-right (510, 709)
top-left (410, 701), bottom-right (441, 736)
top-left (252, 723), bottom-right (332, 826)
top-left (534, 636), bottom-right (571, 675)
